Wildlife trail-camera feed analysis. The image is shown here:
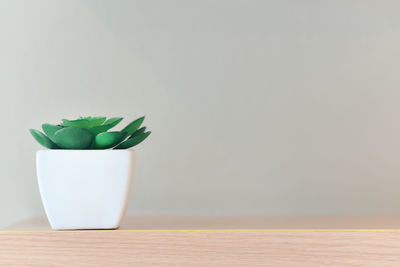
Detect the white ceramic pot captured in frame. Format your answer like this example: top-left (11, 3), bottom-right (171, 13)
top-left (36, 150), bottom-right (135, 230)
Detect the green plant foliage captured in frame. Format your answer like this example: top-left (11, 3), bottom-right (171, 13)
top-left (53, 127), bottom-right (93, 149)
top-left (120, 116), bottom-right (144, 138)
top-left (79, 116), bottom-right (107, 128)
top-left (61, 118), bottom-right (91, 129)
top-left (29, 116), bottom-right (151, 150)
top-left (89, 117), bottom-right (123, 135)
top-left (29, 129), bottom-right (59, 149)
top-left (94, 131), bottom-right (126, 149)
top-left (42, 124), bottom-right (63, 142)
top-left (114, 131), bottom-right (151, 150)
top-left (130, 127), bottom-right (146, 138)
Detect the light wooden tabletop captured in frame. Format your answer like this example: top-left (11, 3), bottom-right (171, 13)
top-left (3, 216), bottom-right (400, 266)
top-left (6, 215), bottom-right (400, 230)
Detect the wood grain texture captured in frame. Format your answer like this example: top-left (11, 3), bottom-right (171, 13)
top-left (3, 216), bottom-right (400, 266)
top-left (1, 230), bottom-right (400, 266)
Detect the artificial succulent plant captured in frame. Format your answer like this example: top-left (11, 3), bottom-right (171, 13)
top-left (29, 116), bottom-right (151, 150)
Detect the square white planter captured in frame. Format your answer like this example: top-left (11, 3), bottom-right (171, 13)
top-left (36, 150), bottom-right (135, 230)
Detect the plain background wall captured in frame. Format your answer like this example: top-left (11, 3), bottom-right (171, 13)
top-left (2, 0), bottom-right (400, 228)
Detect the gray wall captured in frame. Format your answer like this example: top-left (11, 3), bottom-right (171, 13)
top-left (2, 0), bottom-right (400, 228)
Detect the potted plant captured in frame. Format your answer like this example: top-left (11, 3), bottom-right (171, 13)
top-left (29, 116), bottom-right (151, 230)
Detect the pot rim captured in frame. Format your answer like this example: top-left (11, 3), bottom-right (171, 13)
top-left (36, 149), bottom-right (135, 153)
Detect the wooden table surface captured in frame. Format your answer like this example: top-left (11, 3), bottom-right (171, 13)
top-left (2, 216), bottom-right (400, 266)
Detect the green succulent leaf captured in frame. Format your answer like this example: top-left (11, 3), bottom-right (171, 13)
top-left (88, 116), bottom-right (107, 127)
top-left (61, 118), bottom-right (90, 129)
top-left (121, 116), bottom-right (145, 138)
top-left (30, 116), bottom-right (150, 150)
top-left (104, 117), bottom-right (123, 125)
top-left (29, 129), bottom-right (59, 149)
top-left (130, 126), bottom-right (146, 138)
top-left (89, 117), bottom-right (123, 135)
top-left (114, 131), bottom-right (151, 149)
top-left (94, 131), bottom-right (126, 149)
top-left (53, 127), bottom-right (93, 149)
top-left (42, 123), bottom-right (63, 142)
